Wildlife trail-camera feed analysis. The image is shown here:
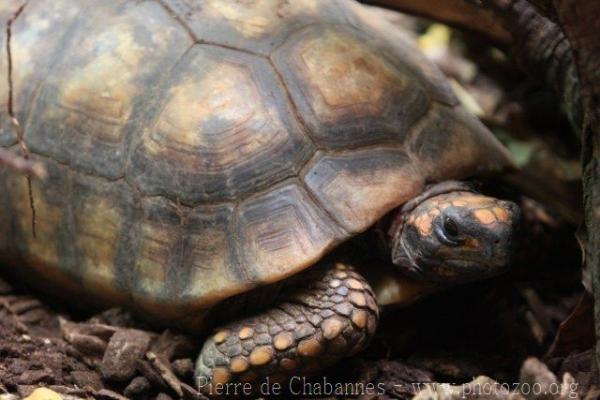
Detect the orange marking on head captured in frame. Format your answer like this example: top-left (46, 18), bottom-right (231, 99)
top-left (427, 208), bottom-right (441, 219)
top-left (413, 214), bottom-right (433, 236)
top-left (452, 199), bottom-right (467, 207)
top-left (473, 209), bottom-right (496, 225)
top-left (438, 202), bottom-right (452, 210)
top-left (492, 206), bottom-right (510, 222)
top-left (460, 195), bottom-right (494, 207)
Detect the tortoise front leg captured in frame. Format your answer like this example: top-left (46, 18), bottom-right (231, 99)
top-left (195, 262), bottom-right (379, 395)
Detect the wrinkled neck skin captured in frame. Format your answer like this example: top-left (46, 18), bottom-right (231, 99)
top-left (385, 181), bottom-right (519, 285)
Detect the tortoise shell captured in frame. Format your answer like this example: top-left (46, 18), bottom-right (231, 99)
top-left (0, 0), bottom-right (512, 326)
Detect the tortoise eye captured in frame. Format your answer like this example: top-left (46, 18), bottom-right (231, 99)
top-left (443, 216), bottom-right (460, 238)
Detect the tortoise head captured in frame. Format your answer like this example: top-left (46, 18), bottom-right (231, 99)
top-left (389, 181), bottom-right (519, 283)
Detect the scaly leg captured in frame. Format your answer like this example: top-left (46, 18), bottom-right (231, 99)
top-left (195, 262), bottom-right (379, 395)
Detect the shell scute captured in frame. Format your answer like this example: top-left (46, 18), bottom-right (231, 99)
top-left (237, 182), bottom-right (344, 285)
top-left (24, 1), bottom-right (191, 179)
top-left (0, 0), bottom-right (88, 146)
top-left (71, 173), bottom-right (137, 305)
top-left (127, 45), bottom-right (312, 205)
top-left (159, 0), bottom-right (347, 55)
top-left (107, 194), bottom-right (242, 317)
top-left (273, 26), bottom-right (430, 149)
top-left (408, 105), bottom-right (514, 180)
top-left (304, 149), bottom-right (423, 233)
top-left (344, 1), bottom-right (458, 106)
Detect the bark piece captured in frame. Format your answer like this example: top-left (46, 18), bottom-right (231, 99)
top-left (172, 358), bottom-right (194, 380)
top-left (124, 376), bottom-right (151, 398)
top-left (100, 329), bottom-right (152, 382)
top-left (17, 369), bottom-right (54, 385)
top-left (149, 330), bottom-right (196, 361)
top-left (95, 389), bottom-right (129, 400)
top-left (70, 370), bottom-right (103, 391)
top-left (147, 352), bottom-right (183, 397)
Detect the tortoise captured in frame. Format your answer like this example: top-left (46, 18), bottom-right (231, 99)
top-left (0, 0), bottom-right (519, 394)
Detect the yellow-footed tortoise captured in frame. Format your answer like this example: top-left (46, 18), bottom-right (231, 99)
top-left (0, 0), bottom-right (519, 394)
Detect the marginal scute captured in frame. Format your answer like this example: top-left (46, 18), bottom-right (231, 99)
top-left (345, 0), bottom-right (458, 106)
top-left (128, 45), bottom-right (312, 204)
top-left (131, 197), bottom-right (185, 312)
top-left (26, 1), bottom-right (191, 179)
top-left (238, 182), bottom-right (343, 284)
top-left (3, 158), bottom-right (82, 296)
top-left (408, 105), bottom-right (514, 181)
top-left (71, 174), bottom-right (134, 305)
top-left (130, 198), bottom-right (242, 317)
top-left (182, 204), bottom-right (243, 308)
top-left (304, 149), bottom-right (424, 233)
top-left (273, 25), bottom-right (430, 148)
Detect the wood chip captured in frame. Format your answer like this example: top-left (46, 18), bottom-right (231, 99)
top-left (146, 351), bottom-right (183, 397)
